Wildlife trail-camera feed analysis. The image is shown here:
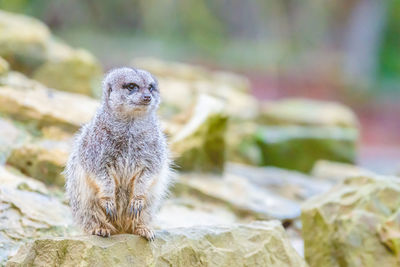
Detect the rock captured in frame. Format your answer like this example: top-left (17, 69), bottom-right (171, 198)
top-left (32, 39), bottom-right (102, 96)
top-left (255, 125), bottom-right (358, 172)
top-left (0, 56), bottom-right (9, 75)
top-left (156, 198), bottom-right (238, 229)
top-left (174, 172), bottom-right (300, 221)
top-left (311, 160), bottom-right (374, 182)
top-left (301, 175), bottom-right (400, 267)
top-left (0, 10), bottom-right (102, 96)
top-left (7, 221), bottom-right (306, 267)
top-left (227, 162), bottom-right (332, 202)
top-left (7, 139), bottom-right (71, 186)
top-left (170, 94), bottom-right (228, 173)
top-left (0, 10), bottom-right (49, 73)
top-left (0, 166), bottom-right (75, 265)
top-left (226, 122), bottom-right (261, 165)
top-left (0, 72), bottom-right (99, 131)
top-left (0, 118), bottom-right (30, 164)
top-left (260, 98), bottom-right (359, 128)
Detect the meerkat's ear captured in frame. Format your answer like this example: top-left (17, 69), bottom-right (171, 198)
top-left (106, 83), bottom-right (112, 96)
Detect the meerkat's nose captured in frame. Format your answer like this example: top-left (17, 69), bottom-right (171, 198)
top-left (142, 94), bottom-right (152, 103)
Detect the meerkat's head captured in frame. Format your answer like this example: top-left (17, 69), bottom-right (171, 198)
top-left (102, 67), bottom-right (160, 117)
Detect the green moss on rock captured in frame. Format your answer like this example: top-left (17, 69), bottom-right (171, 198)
top-left (256, 125), bottom-right (358, 173)
top-left (171, 94), bottom-right (228, 173)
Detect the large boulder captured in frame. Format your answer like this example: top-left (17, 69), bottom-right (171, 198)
top-left (0, 10), bottom-right (102, 96)
top-left (0, 166), bottom-right (75, 265)
top-left (0, 10), bottom-right (49, 73)
top-left (32, 39), bottom-right (103, 96)
top-left (6, 139), bottom-right (71, 186)
top-left (259, 98), bottom-right (359, 128)
top-left (7, 221), bottom-right (306, 267)
top-left (251, 98), bottom-right (360, 172)
top-left (0, 72), bottom-right (99, 131)
top-left (255, 125), bottom-right (358, 172)
top-left (170, 94), bottom-right (228, 173)
top-left (301, 175), bottom-right (400, 267)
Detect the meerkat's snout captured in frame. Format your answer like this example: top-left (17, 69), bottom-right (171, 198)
top-left (141, 93), bottom-right (152, 104)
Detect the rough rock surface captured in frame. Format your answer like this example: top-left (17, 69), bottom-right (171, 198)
top-left (0, 166), bottom-right (75, 265)
top-left (0, 118), bottom-right (30, 164)
top-left (171, 94), bottom-right (228, 173)
top-left (7, 139), bottom-right (71, 186)
top-left (302, 175), bottom-right (400, 267)
top-left (0, 72), bottom-right (99, 131)
top-left (256, 125), bottom-right (358, 172)
top-left (7, 221), bottom-right (306, 267)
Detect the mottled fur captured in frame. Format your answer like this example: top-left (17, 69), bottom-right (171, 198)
top-left (64, 67), bottom-right (172, 240)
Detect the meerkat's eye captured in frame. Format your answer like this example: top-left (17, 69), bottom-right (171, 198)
top-left (125, 83), bottom-right (139, 91)
top-left (149, 84), bottom-right (155, 92)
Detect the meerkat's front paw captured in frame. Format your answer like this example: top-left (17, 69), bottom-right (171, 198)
top-left (100, 199), bottom-right (117, 222)
top-left (92, 227), bottom-right (111, 237)
top-left (128, 195), bottom-right (145, 221)
top-left (134, 225), bottom-right (155, 241)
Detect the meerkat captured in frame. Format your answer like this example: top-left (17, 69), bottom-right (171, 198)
top-left (64, 67), bottom-right (172, 241)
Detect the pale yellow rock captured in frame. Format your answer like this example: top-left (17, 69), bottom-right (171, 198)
top-left (0, 10), bottom-right (49, 73)
top-left (33, 39), bottom-right (103, 96)
top-left (0, 166), bottom-right (75, 265)
top-left (0, 74), bottom-right (99, 131)
top-left (302, 175), bottom-right (400, 267)
top-left (0, 56), bottom-right (9, 75)
top-left (0, 10), bottom-right (102, 95)
top-left (260, 98), bottom-right (359, 127)
top-left (7, 221), bottom-right (306, 267)
top-left (7, 139), bottom-right (71, 186)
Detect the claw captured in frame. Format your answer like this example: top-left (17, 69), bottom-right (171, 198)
top-left (92, 227), bottom-right (111, 237)
top-left (129, 197), bottom-right (145, 221)
top-left (134, 226), bottom-right (155, 241)
top-left (103, 200), bottom-right (117, 222)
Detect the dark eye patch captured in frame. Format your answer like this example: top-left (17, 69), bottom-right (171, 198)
top-left (123, 83), bottom-right (139, 91)
top-left (149, 84), bottom-right (157, 92)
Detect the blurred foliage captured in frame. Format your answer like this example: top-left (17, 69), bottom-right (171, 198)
top-left (0, 0), bottom-right (399, 93)
top-left (379, 0), bottom-right (400, 84)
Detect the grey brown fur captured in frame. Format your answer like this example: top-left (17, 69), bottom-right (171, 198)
top-left (64, 67), bottom-right (172, 240)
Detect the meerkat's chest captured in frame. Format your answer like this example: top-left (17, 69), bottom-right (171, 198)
top-left (111, 135), bottom-right (163, 186)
